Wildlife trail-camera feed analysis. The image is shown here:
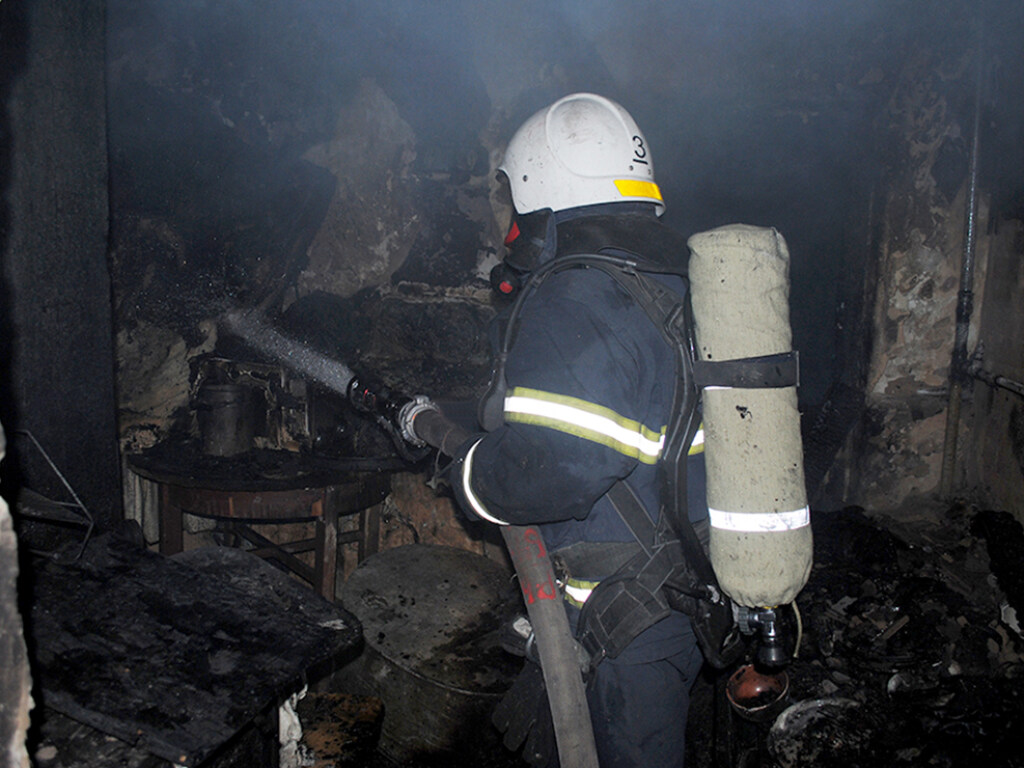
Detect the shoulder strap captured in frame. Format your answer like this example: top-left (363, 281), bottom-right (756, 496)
top-left (588, 265), bottom-right (720, 584)
top-left (479, 251), bottom-right (685, 431)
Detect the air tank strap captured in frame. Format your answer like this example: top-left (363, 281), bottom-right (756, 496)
top-left (692, 351), bottom-right (799, 390)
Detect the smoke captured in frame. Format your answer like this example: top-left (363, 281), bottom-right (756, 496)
top-left (105, 0), bottom-right (1024, 404)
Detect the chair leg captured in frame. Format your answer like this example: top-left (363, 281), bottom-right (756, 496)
top-left (361, 503), bottom-right (381, 561)
top-left (314, 497), bottom-right (338, 602)
top-left (159, 485), bottom-right (184, 555)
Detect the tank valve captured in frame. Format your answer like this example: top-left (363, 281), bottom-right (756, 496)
top-left (737, 606), bottom-right (789, 669)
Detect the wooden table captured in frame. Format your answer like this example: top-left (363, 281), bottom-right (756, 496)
top-left (127, 445), bottom-right (392, 601)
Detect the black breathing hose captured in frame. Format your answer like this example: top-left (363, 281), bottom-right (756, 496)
top-left (413, 409), bottom-right (599, 768)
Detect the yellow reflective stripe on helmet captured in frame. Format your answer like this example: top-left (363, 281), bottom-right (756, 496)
top-left (461, 438), bottom-right (510, 526)
top-left (504, 387), bottom-right (666, 464)
top-left (614, 179), bottom-right (663, 202)
top-left (563, 577), bottom-right (600, 609)
top-left (688, 425), bottom-right (705, 456)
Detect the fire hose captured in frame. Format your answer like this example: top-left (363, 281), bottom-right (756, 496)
top-left (410, 408), bottom-right (599, 768)
top-left (223, 310), bottom-right (599, 768)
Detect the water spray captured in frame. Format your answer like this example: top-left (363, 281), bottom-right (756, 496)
top-left (221, 309), bottom-right (357, 396)
top-left (220, 309), bottom-right (430, 461)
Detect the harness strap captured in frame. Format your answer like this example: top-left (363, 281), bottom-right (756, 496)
top-left (604, 481), bottom-right (656, 557)
top-left (552, 541), bottom-right (644, 580)
top-left (591, 267), bottom-right (723, 590)
top-left (558, 263), bottom-right (746, 668)
top-left (576, 547), bottom-right (671, 664)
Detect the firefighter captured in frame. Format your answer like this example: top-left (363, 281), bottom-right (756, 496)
top-left (450, 93), bottom-right (709, 768)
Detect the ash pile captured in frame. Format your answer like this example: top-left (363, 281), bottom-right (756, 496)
top-left (690, 503), bottom-right (1024, 768)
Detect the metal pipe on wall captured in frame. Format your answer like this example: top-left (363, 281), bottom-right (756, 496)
top-left (969, 346), bottom-right (1024, 399)
top-left (971, 368), bottom-right (1024, 400)
top-left (939, 28), bottom-right (986, 498)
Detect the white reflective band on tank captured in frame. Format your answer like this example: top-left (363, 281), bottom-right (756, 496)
top-left (504, 387), bottom-right (665, 464)
top-left (461, 439), bottom-right (509, 526)
top-left (709, 506), bottom-right (810, 533)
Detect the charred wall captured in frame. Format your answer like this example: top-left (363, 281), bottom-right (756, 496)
top-left (105, 3), bottom-right (500, 457)
top-left (103, 0), bottom-right (1020, 529)
top-left (852, 30), bottom-right (981, 508)
top-left (963, 10), bottom-right (1024, 518)
top-left (835, 5), bottom-right (1024, 519)
top-left (102, 1), bottom-right (896, 461)
top-left (0, 0), bottom-right (122, 525)
top-left (3, 0), bottom-right (1023, 537)
top-left (968, 219), bottom-right (1024, 512)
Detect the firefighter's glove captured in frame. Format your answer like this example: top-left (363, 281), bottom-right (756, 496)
top-left (491, 661), bottom-right (556, 768)
top-left (500, 613), bottom-right (593, 675)
top-left (499, 614), bottom-right (541, 664)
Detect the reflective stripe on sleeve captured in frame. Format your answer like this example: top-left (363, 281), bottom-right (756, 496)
top-left (688, 425), bottom-right (705, 455)
top-left (563, 578), bottom-right (600, 609)
top-left (461, 438), bottom-right (509, 526)
top-left (709, 506), bottom-right (810, 533)
top-left (504, 387), bottom-right (666, 464)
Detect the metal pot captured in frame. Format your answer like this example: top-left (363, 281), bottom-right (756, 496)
top-left (195, 383), bottom-right (256, 456)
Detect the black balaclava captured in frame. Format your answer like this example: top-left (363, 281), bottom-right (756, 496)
top-left (491, 202), bottom-right (672, 297)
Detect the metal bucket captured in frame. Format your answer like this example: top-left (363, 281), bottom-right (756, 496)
top-left (336, 544), bottom-right (521, 763)
top-left (726, 663), bottom-right (790, 722)
top-left (195, 383), bottom-right (255, 456)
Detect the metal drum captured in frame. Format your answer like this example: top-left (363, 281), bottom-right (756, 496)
top-left (337, 544), bottom-right (521, 763)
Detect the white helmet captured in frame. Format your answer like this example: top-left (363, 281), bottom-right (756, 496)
top-left (498, 93), bottom-right (664, 216)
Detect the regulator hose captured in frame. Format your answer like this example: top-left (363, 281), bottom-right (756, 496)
top-left (413, 409), bottom-right (599, 768)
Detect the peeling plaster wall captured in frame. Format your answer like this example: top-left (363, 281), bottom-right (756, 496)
top-left (852, 42), bottom-right (987, 511)
top-left (299, 80), bottom-right (421, 299)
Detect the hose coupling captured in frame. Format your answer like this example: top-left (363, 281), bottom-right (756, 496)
top-left (396, 395), bottom-right (439, 448)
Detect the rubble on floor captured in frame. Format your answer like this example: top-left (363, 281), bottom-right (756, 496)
top-left (689, 502), bottom-right (1024, 768)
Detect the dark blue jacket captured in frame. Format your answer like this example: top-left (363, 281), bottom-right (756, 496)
top-left (453, 209), bottom-right (705, 660)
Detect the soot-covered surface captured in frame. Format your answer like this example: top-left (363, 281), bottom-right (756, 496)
top-left (335, 544), bottom-right (523, 767)
top-left (687, 504), bottom-right (1024, 768)
top-left (342, 544), bottom-right (520, 695)
top-left (26, 536), bottom-right (362, 766)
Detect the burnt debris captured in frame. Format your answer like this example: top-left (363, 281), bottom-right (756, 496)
top-left (688, 504), bottom-right (1024, 768)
